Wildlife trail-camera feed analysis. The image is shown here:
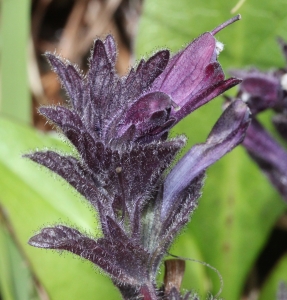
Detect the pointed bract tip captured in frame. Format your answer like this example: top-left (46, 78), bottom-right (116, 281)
top-left (211, 14), bottom-right (241, 36)
top-left (28, 234), bottom-right (46, 248)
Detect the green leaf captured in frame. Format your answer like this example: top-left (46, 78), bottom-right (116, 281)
top-left (0, 117), bottom-right (120, 300)
top-left (1, 0), bottom-right (31, 123)
top-left (137, 1), bottom-right (287, 299)
top-left (259, 254), bottom-right (287, 300)
top-left (0, 223), bottom-right (40, 300)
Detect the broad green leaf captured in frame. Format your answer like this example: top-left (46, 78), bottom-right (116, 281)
top-left (259, 254), bottom-right (287, 300)
top-left (0, 117), bottom-right (120, 300)
top-left (1, 0), bottom-right (31, 123)
top-left (137, 1), bottom-right (287, 299)
top-left (0, 224), bottom-right (39, 300)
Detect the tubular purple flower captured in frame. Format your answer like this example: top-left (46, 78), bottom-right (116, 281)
top-left (162, 100), bottom-right (250, 218)
top-left (151, 15), bottom-right (242, 125)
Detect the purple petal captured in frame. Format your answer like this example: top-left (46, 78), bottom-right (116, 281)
top-left (118, 91), bottom-right (173, 139)
top-left (135, 115), bottom-right (176, 143)
top-left (184, 62), bottom-right (225, 99)
top-left (123, 92), bottom-right (172, 124)
top-left (243, 119), bottom-right (287, 200)
top-left (152, 33), bottom-right (217, 96)
top-left (230, 69), bottom-right (281, 114)
top-left (162, 100), bottom-right (250, 217)
top-left (172, 77), bottom-right (241, 122)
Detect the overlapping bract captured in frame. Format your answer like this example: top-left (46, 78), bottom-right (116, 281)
top-left (228, 38), bottom-right (287, 201)
top-left (27, 17), bottom-right (250, 299)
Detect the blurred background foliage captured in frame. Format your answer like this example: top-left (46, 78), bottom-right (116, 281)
top-left (0, 0), bottom-right (287, 299)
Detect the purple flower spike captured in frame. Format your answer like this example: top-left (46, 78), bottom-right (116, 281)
top-left (26, 16), bottom-right (248, 299)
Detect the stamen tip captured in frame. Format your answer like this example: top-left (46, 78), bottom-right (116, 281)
top-left (211, 15), bottom-right (241, 35)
